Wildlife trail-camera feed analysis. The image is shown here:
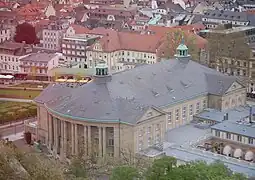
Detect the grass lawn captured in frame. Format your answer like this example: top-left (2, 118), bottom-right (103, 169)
top-left (12, 83), bottom-right (49, 88)
top-left (0, 88), bottom-right (41, 99)
top-left (0, 101), bottom-right (37, 124)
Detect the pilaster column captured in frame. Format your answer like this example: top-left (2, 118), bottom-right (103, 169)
top-left (98, 127), bottom-right (102, 157)
top-left (45, 114), bottom-right (49, 145)
top-left (84, 126), bottom-right (87, 156)
top-left (48, 115), bottom-right (53, 151)
top-left (63, 121), bottom-right (67, 157)
top-left (53, 118), bottom-right (58, 156)
top-left (88, 126), bottom-right (91, 155)
top-left (71, 123), bottom-right (75, 155)
top-left (74, 124), bottom-right (78, 155)
top-left (114, 127), bottom-right (120, 158)
top-left (103, 127), bottom-right (106, 156)
top-left (60, 120), bottom-right (64, 160)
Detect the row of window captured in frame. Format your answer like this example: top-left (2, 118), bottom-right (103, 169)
top-left (62, 44), bottom-right (86, 50)
top-left (0, 56), bottom-right (18, 62)
top-left (138, 133), bottom-right (161, 150)
top-left (224, 96), bottom-right (243, 108)
top-left (215, 130), bottom-right (254, 144)
top-left (167, 100), bottom-right (207, 124)
top-left (44, 43), bottom-right (57, 49)
top-left (23, 62), bottom-right (47, 67)
top-left (88, 51), bottom-right (156, 60)
top-left (23, 68), bottom-right (46, 74)
top-left (217, 67), bottom-right (247, 77)
top-left (0, 37), bottom-right (9, 43)
top-left (44, 31), bottom-right (57, 36)
top-left (0, 64), bottom-right (19, 71)
top-left (0, 29), bottom-right (9, 35)
top-left (63, 50), bottom-right (85, 56)
top-left (139, 123), bottom-right (161, 137)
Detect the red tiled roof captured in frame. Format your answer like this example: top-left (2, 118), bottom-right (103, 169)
top-left (0, 1), bottom-right (10, 7)
top-left (16, 3), bottom-right (44, 20)
top-left (147, 25), bottom-right (207, 49)
top-left (69, 24), bottom-right (91, 34)
top-left (89, 30), bottom-right (163, 53)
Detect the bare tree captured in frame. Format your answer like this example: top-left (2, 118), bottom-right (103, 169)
top-left (160, 29), bottom-right (201, 60)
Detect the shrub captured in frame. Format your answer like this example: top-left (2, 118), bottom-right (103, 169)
top-left (10, 106), bottom-right (22, 111)
top-left (0, 109), bottom-right (9, 114)
top-left (4, 112), bottom-right (16, 122)
top-left (17, 109), bottom-right (29, 119)
top-left (28, 106), bottom-right (37, 117)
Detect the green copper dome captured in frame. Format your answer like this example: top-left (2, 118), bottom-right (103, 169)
top-left (174, 37), bottom-right (190, 58)
top-left (177, 43), bottom-right (188, 51)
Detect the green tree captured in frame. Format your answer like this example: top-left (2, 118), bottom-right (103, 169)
top-left (145, 156), bottom-right (177, 180)
top-left (110, 165), bottom-right (140, 180)
top-left (68, 157), bottom-right (88, 179)
top-left (145, 157), bottom-right (248, 180)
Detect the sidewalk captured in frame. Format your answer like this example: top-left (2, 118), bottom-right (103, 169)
top-left (2, 132), bottom-right (24, 141)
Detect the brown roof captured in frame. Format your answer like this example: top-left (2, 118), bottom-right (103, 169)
top-left (0, 41), bottom-right (26, 50)
top-left (69, 24), bottom-right (91, 34)
top-left (0, 41), bottom-right (32, 56)
top-left (19, 52), bottom-right (57, 62)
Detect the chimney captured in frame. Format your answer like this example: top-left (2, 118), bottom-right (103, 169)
top-left (223, 113), bottom-right (228, 121)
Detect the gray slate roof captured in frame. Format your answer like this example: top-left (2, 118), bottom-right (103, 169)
top-left (34, 58), bottom-right (242, 124)
top-left (203, 10), bottom-right (249, 22)
top-left (211, 121), bottom-right (255, 138)
top-left (195, 106), bottom-right (251, 123)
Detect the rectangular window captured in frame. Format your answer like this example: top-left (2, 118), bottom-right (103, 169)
top-left (189, 105), bottom-right (193, 116)
top-left (203, 100), bottom-right (207, 109)
top-left (147, 127), bottom-right (151, 134)
top-left (249, 138), bottom-right (253, 144)
top-left (168, 112), bottom-right (172, 124)
top-left (156, 134), bottom-right (160, 144)
top-left (196, 102), bottom-right (200, 113)
top-left (226, 133), bottom-right (231, 139)
top-left (237, 135), bottom-right (242, 142)
top-left (156, 124), bottom-right (160, 131)
top-left (175, 109), bottom-right (179, 121)
top-left (139, 129), bottom-right (143, 137)
top-left (215, 131), bottom-right (220, 137)
top-left (108, 139), bottom-right (114, 146)
top-left (138, 140), bottom-right (143, 151)
top-left (148, 137), bottom-right (152, 145)
top-left (182, 106), bottom-right (186, 119)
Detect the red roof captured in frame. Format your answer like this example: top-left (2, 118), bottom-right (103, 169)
top-left (88, 30), bottom-right (163, 53)
top-left (147, 25), bottom-right (207, 49)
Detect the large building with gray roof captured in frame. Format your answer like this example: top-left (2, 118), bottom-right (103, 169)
top-left (33, 41), bottom-right (246, 160)
top-left (202, 9), bottom-right (255, 29)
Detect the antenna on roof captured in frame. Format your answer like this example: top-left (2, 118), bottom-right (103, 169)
top-left (181, 36), bottom-right (185, 45)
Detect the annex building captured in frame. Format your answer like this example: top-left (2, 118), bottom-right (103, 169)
top-left (34, 41), bottom-right (246, 160)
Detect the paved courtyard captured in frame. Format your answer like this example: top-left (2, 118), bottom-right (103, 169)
top-left (166, 123), bottom-right (211, 148)
top-left (164, 123), bottom-right (255, 177)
